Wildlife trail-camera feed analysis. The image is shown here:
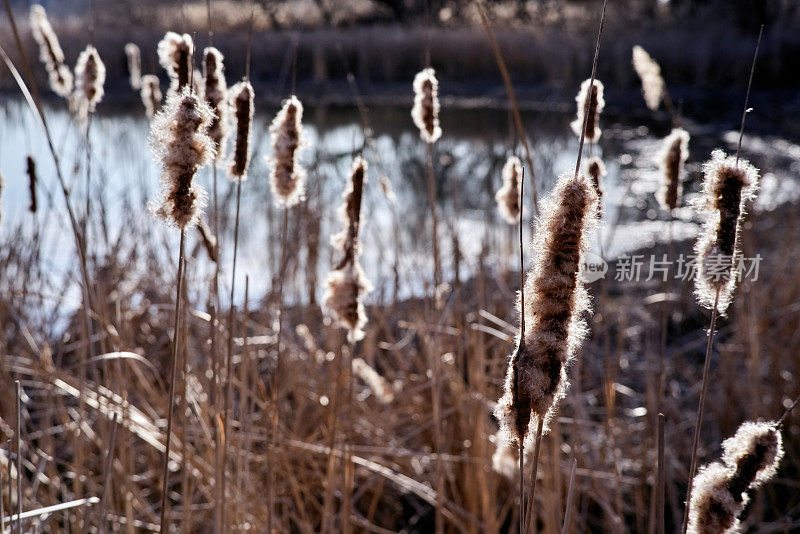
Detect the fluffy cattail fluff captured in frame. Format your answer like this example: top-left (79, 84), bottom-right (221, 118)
top-left (632, 45), bottom-right (665, 111)
top-left (657, 128), bottom-right (690, 211)
top-left (411, 68), bottom-right (442, 144)
top-left (30, 5), bottom-right (73, 98)
top-left (203, 48), bottom-right (228, 160)
top-left (26, 155), bottom-right (38, 213)
top-left (586, 156), bottom-right (606, 201)
top-left (352, 358), bottom-right (394, 404)
top-left (124, 43), bottom-right (142, 90)
top-left (157, 32), bottom-right (193, 96)
top-left (148, 87), bottom-right (214, 228)
top-left (269, 95), bottom-right (306, 206)
top-left (693, 149), bottom-right (759, 313)
top-left (229, 81), bottom-right (254, 180)
top-left (140, 75), bottom-right (162, 120)
top-left (494, 172), bottom-right (599, 443)
top-left (688, 422), bottom-right (783, 534)
top-left (495, 156), bottom-right (522, 224)
top-left (324, 157), bottom-right (373, 342)
top-left (74, 45), bottom-right (106, 127)
top-left (570, 78), bottom-right (605, 141)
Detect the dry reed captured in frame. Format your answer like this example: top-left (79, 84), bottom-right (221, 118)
top-left (657, 128), bottom-right (690, 211)
top-left (228, 81), bottom-right (253, 179)
top-left (411, 68), bottom-right (442, 144)
top-left (570, 78), bottom-right (604, 141)
top-left (495, 171), bottom-right (599, 444)
top-left (29, 4), bottom-right (72, 98)
top-left (158, 32), bottom-right (194, 96)
top-left (124, 42), bottom-right (142, 90)
top-left (140, 74), bottom-right (162, 119)
top-left (148, 87), bottom-right (214, 228)
top-left (632, 45), bottom-right (665, 111)
top-left (495, 155), bottom-right (522, 224)
top-left (268, 95), bottom-right (306, 206)
top-left (693, 149), bottom-right (759, 314)
top-left (687, 422), bottom-right (783, 534)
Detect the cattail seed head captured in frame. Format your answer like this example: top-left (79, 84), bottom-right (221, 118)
top-left (632, 45), bottom-right (665, 111)
top-left (411, 68), bottom-right (442, 144)
top-left (203, 47), bottom-right (228, 160)
top-left (570, 78), bottom-right (605, 141)
top-left (74, 45), bottom-right (106, 127)
top-left (229, 81), bottom-right (253, 180)
top-left (687, 462), bottom-right (743, 534)
top-left (157, 32), bottom-right (193, 96)
top-left (586, 156), bottom-right (606, 201)
top-left (140, 75), bottom-right (162, 120)
top-left (495, 171), bottom-right (599, 443)
top-left (693, 149), bottom-right (759, 313)
top-left (324, 157), bottom-right (373, 342)
top-left (657, 128), bottom-right (690, 211)
top-left (26, 155), bottom-right (37, 213)
top-left (722, 421), bottom-right (783, 493)
top-left (269, 95), bottom-right (306, 207)
top-left (30, 5), bottom-right (73, 98)
top-left (148, 87), bottom-right (214, 229)
top-left (124, 43), bottom-right (142, 90)
top-left (495, 156), bottom-right (522, 224)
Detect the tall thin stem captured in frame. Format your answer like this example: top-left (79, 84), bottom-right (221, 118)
top-left (425, 143), bottom-right (441, 289)
top-left (517, 166), bottom-right (526, 534)
top-left (736, 25), bottom-right (763, 167)
top-left (159, 230), bottom-right (186, 534)
top-left (680, 288), bottom-right (720, 534)
top-left (222, 180), bottom-right (243, 532)
top-left (14, 381), bottom-right (21, 534)
top-left (656, 413), bottom-right (665, 534)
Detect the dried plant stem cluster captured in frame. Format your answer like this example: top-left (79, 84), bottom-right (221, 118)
top-left (29, 4), bottom-right (72, 98)
top-left (693, 149), bottom-right (759, 313)
top-left (688, 422), bottom-right (783, 533)
top-left (495, 156), bottom-right (522, 224)
top-left (324, 157), bottom-right (373, 342)
top-left (269, 95), bottom-right (306, 206)
top-left (658, 128), bottom-right (690, 211)
top-left (495, 172), bottom-right (599, 443)
top-left (411, 68), bottom-right (442, 144)
top-left (571, 78), bottom-right (605, 141)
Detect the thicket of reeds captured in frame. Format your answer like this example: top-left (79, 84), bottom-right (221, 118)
top-left (0, 2), bottom-right (799, 534)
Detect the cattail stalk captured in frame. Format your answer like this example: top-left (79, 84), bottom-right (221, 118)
top-left (586, 156), bottom-right (606, 204)
top-left (158, 32), bottom-right (193, 97)
top-left (141, 75), bottom-right (162, 119)
top-left (229, 81), bottom-right (253, 179)
top-left (570, 78), bottom-right (605, 142)
top-left (411, 68), bottom-right (442, 144)
top-left (203, 47), bottom-right (228, 160)
top-left (29, 5), bottom-right (73, 98)
top-left (147, 88), bottom-right (214, 534)
top-left (496, 156), bottom-right (522, 224)
top-left (657, 128), bottom-right (690, 212)
top-left (74, 45), bottom-right (105, 121)
top-left (124, 43), bottom-right (142, 90)
top-left (269, 95), bottom-right (306, 206)
top-left (687, 422), bottom-right (783, 534)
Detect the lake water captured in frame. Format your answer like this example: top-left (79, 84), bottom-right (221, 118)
top-left (2, 97), bottom-right (798, 318)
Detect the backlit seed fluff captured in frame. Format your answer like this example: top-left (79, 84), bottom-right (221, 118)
top-left (411, 68), bottom-right (442, 143)
top-left (495, 156), bottom-right (522, 224)
top-left (570, 78), bottom-right (605, 141)
top-left (324, 157), bottom-right (373, 342)
top-left (74, 45), bottom-right (106, 126)
top-left (203, 47), bottom-right (228, 159)
top-left (693, 149), bottom-right (759, 313)
top-left (148, 87), bottom-right (214, 229)
top-left (657, 128), bottom-right (690, 211)
top-left (269, 95), bottom-right (306, 207)
top-left (688, 422), bottom-right (783, 534)
top-left (140, 75), bottom-right (162, 120)
top-left (586, 156), bottom-right (606, 201)
top-left (30, 5), bottom-right (73, 98)
top-left (632, 45), bottom-right (665, 111)
top-left (494, 172), bottom-right (599, 443)
top-left (124, 43), bottom-right (142, 90)
top-left (229, 81), bottom-right (253, 180)
top-left (352, 358), bottom-right (394, 404)
top-left (158, 32), bottom-right (193, 96)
